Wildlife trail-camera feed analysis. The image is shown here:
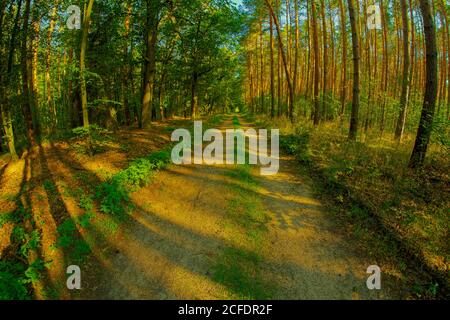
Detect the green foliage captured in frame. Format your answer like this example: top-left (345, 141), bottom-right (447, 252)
top-left (0, 261), bottom-right (30, 300)
top-left (96, 179), bottom-right (130, 216)
top-left (71, 125), bottom-right (112, 155)
top-left (55, 219), bottom-right (91, 262)
top-left (19, 230), bottom-right (41, 259)
top-left (77, 213), bottom-right (95, 229)
top-left (0, 222), bottom-right (43, 300)
top-left (43, 179), bottom-right (57, 195)
top-left (0, 212), bottom-right (18, 228)
top-left (24, 259), bottom-right (47, 284)
top-left (280, 131), bottom-right (311, 164)
top-left (96, 150), bottom-right (171, 216)
top-left (431, 118), bottom-right (450, 152)
top-left (78, 194), bottom-right (94, 212)
top-left (212, 247), bottom-right (273, 300)
top-left (208, 115), bottom-right (224, 126)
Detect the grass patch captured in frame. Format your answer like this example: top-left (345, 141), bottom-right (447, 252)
top-left (53, 219), bottom-right (91, 263)
top-left (232, 116), bottom-right (240, 127)
top-left (212, 160), bottom-right (273, 298)
top-left (208, 114), bottom-right (225, 126)
top-left (212, 247), bottom-right (274, 300)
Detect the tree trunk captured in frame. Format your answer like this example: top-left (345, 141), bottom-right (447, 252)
top-left (260, 18), bottom-right (265, 112)
top-left (320, 0), bottom-right (328, 121)
top-left (409, 0), bottom-right (438, 168)
top-left (347, 0), bottom-right (360, 141)
top-left (380, 0), bottom-right (389, 136)
top-left (311, 0), bottom-right (320, 126)
top-left (293, 0), bottom-right (299, 104)
top-left (1, 0), bottom-right (23, 160)
top-left (395, 0), bottom-right (411, 143)
top-left (46, 0), bottom-right (59, 131)
top-left (338, 0), bottom-right (347, 117)
top-left (20, 0), bottom-right (35, 145)
top-left (142, 0), bottom-right (159, 128)
top-left (80, 0), bottom-right (95, 129)
top-left (265, 0), bottom-right (294, 123)
top-left (122, 0), bottom-right (132, 125)
top-left (190, 72), bottom-right (199, 119)
top-left (270, 12), bottom-right (275, 118)
top-left (30, 2), bottom-right (40, 136)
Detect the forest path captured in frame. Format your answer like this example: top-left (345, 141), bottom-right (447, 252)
top-left (83, 115), bottom-right (400, 299)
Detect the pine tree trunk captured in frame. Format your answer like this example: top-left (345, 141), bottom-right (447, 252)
top-left (338, 0), bottom-right (347, 118)
top-left (20, 0), bottom-right (36, 145)
top-left (380, 0), bottom-right (389, 136)
top-left (320, 0), bottom-right (328, 122)
top-left (46, 1), bottom-right (59, 131)
top-left (311, 0), bottom-right (320, 126)
top-left (347, 0), bottom-right (360, 141)
top-left (270, 12), bottom-right (275, 118)
top-left (142, 0), bottom-right (159, 127)
top-left (80, 0), bottom-right (95, 129)
top-left (265, 0), bottom-right (295, 123)
top-left (395, 0), bottom-right (411, 143)
top-left (409, 0), bottom-right (438, 168)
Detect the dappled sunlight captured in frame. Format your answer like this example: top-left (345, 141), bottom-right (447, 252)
top-left (130, 166), bottom-right (232, 240)
top-left (82, 201), bottom-right (232, 299)
top-left (0, 159), bottom-right (26, 256)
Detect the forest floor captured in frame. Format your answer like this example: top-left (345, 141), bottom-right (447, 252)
top-left (78, 115), bottom-right (406, 299)
top-left (0, 115), bottom-right (425, 299)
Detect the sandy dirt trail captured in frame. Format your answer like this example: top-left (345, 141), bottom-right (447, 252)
top-left (83, 115), bottom-right (400, 299)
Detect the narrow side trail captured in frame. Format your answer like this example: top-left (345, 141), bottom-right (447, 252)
top-left (84, 115), bottom-right (402, 299)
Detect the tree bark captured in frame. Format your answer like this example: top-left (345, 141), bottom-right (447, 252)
top-left (1, 0), bottom-right (23, 160)
top-left (45, 0), bottom-right (59, 131)
top-left (380, 0), bottom-right (389, 136)
top-left (395, 0), bottom-right (411, 143)
top-left (265, 0), bottom-right (294, 123)
top-left (190, 71), bottom-right (198, 118)
top-left (270, 12), bottom-right (275, 118)
top-left (311, 0), bottom-right (320, 126)
top-left (338, 0), bottom-right (347, 117)
top-left (80, 0), bottom-right (95, 128)
top-left (142, 0), bottom-right (159, 127)
top-left (409, 0), bottom-right (438, 168)
top-left (20, 0), bottom-right (36, 145)
top-left (347, 0), bottom-right (360, 141)
top-left (320, 0), bottom-right (328, 121)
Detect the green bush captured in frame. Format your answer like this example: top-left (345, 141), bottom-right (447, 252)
top-left (432, 118), bottom-right (450, 152)
top-left (280, 131), bottom-right (311, 164)
top-left (0, 261), bottom-right (30, 300)
top-left (72, 125), bottom-right (112, 155)
top-left (97, 150), bottom-right (171, 216)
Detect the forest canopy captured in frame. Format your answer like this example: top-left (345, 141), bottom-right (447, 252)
top-left (0, 0), bottom-right (448, 167)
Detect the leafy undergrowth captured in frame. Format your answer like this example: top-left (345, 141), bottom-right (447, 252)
top-left (0, 118), bottom-right (195, 300)
top-left (96, 150), bottom-right (172, 218)
top-left (271, 117), bottom-right (449, 299)
top-left (0, 199), bottom-right (46, 299)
